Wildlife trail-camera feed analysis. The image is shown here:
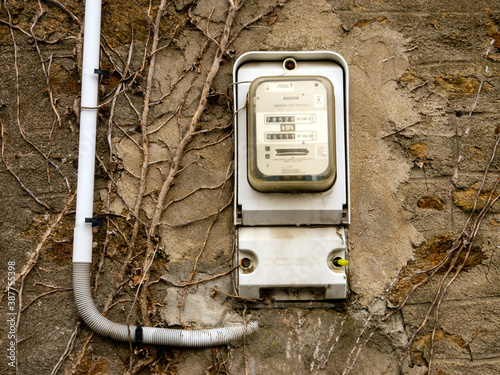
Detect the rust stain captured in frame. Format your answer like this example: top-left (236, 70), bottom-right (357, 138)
top-left (22, 207), bottom-right (133, 267)
top-left (101, 1), bottom-right (184, 47)
top-left (23, 213), bottom-right (75, 266)
top-left (434, 75), bottom-right (491, 99)
top-left (399, 69), bottom-right (420, 85)
top-left (430, 12), bottom-right (447, 32)
top-left (47, 241), bottom-right (73, 265)
top-left (430, 18), bottom-right (440, 31)
top-left (388, 234), bottom-right (487, 305)
top-left (102, 67), bottom-right (122, 91)
top-left (68, 355), bottom-right (109, 375)
top-left (49, 63), bottom-right (80, 95)
top-left (417, 195), bottom-right (445, 210)
top-left (410, 329), bottom-right (472, 367)
top-left (486, 9), bottom-right (500, 49)
top-left (0, 1), bottom-right (82, 45)
top-left (452, 182), bottom-right (500, 212)
top-left (467, 146), bottom-right (484, 161)
top-left (354, 16), bottom-right (388, 28)
top-left (408, 142), bottom-right (428, 159)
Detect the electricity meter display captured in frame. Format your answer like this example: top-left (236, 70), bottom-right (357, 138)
top-left (247, 76), bottom-right (336, 192)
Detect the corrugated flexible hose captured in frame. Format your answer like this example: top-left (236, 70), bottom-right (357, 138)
top-left (73, 262), bottom-right (258, 347)
top-left (73, 0), bottom-right (258, 347)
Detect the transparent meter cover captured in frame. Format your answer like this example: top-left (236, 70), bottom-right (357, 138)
top-left (247, 76), bottom-right (336, 192)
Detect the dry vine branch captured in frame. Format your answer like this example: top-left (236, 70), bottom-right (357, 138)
top-left (162, 178), bottom-right (228, 211)
top-left (159, 266), bottom-right (238, 288)
top-left (43, 0), bottom-right (82, 26)
top-left (149, 60), bottom-right (199, 107)
top-left (68, 1), bottom-right (180, 370)
top-left (242, 304), bottom-right (249, 375)
top-left (69, 331), bottom-right (94, 373)
top-left (210, 288), bottom-right (260, 304)
top-left (95, 155), bottom-right (142, 224)
top-left (53, 0), bottom-right (286, 371)
top-left (31, 1), bottom-right (65, 188)
top-left (385, 134), bottom-right (500, 374)
top-left (50, 321), bottom-right (80, 375)
top-left (2, 191), bottom-right (76, 295)
top-left (11, 190), bottom-right (76, 373)
top-left (118, 0), bottom-right (173, 329)
top-left (3, 0), bottom-right (71, 196)
top-left (0, 117), bottom-right (51, 209)
top-left (135, 0), bottom-right (248, 326)
top-left (159, 193), bottom-right (233, 228)
top-left (21, 287), bottom-right (72, 312)
top-left (177, 163), bottom-right (233, 327)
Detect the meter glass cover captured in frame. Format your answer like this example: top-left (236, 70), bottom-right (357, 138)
top-left (247, 76), bottom-right (336, 192)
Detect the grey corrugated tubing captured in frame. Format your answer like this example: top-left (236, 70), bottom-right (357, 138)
top-left (73, 262), bottom-right (258, 347)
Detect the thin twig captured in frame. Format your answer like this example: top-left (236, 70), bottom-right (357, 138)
top-left (4, 0), bottom-right (71, 194)
top-left (162, 179), bottom-right (227, 212)
top-left (159, 191), bottom-right (233, 228)
top-left (138, 0), bottom-right (247, 326)
top-left (149, 61), bottom-right (198, 107)
top-left (31, 2), bottom-right (65, 190)
top-left (22, 288), bottom-right (72, 312)
top-left (227, 1), bottom-right (285, 46)
top-left (0, 117), bottom-right (51, 209)
top-left (44, 0), bottom-right (82, 26)
top-left (381, 46), bottom-right (418, 63)
top-left (178, 165), bottom-right (230, 326)
top-left (389, 135), bottom-right (500, 372)
top-left (4, 191), bottom-right (76, 293)
top-left (342, 313), bottom-right (373, 375)
top-left (188, 6), bottom-right (221, 47)
top-left (70, 332), bottom-right (94, 373)
top-left (50, 321), bottom-right (80, 375)
top-left (162, 267), bottom-right (239, 288)
top-left (211, 288), bottom-right (260, 304)
top-left (13, 191), bottom-right (76, 373)
top-left (381, 120), bottom-right (424, 139)
top-left (127, 244), bottom-right (159, 324)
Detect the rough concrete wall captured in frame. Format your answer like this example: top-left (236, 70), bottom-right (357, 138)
top-left (0, 0), bottom-right (499, 374)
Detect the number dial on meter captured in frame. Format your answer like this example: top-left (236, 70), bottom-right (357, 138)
top-left (247, 76), bottom-right (336, 192)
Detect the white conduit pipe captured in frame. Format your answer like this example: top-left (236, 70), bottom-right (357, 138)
top-left (72, 0), bottom-right (257, 347)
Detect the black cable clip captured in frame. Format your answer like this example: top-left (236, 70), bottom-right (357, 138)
top-left (85, 217), bottom-right (104, 227)
top-left (135, 325), bottom-right (143, 345)
top-left (94, 69), bottom-right (111, 80)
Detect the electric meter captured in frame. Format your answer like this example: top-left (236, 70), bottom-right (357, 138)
top-left (233, 51), bottom-right (350, 301)
top-left (247, 76), bottom-right (336, 192)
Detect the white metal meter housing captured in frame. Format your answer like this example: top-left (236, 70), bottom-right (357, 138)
top-left (233, 51), bottom-right (349, 301)
top-left (234, 52), bottom-right (349, 226)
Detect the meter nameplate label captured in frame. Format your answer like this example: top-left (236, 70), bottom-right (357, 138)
top-left (264, 82), bottom-right (295, 92)
top-left (247, 76), bottom-right (336, 192)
